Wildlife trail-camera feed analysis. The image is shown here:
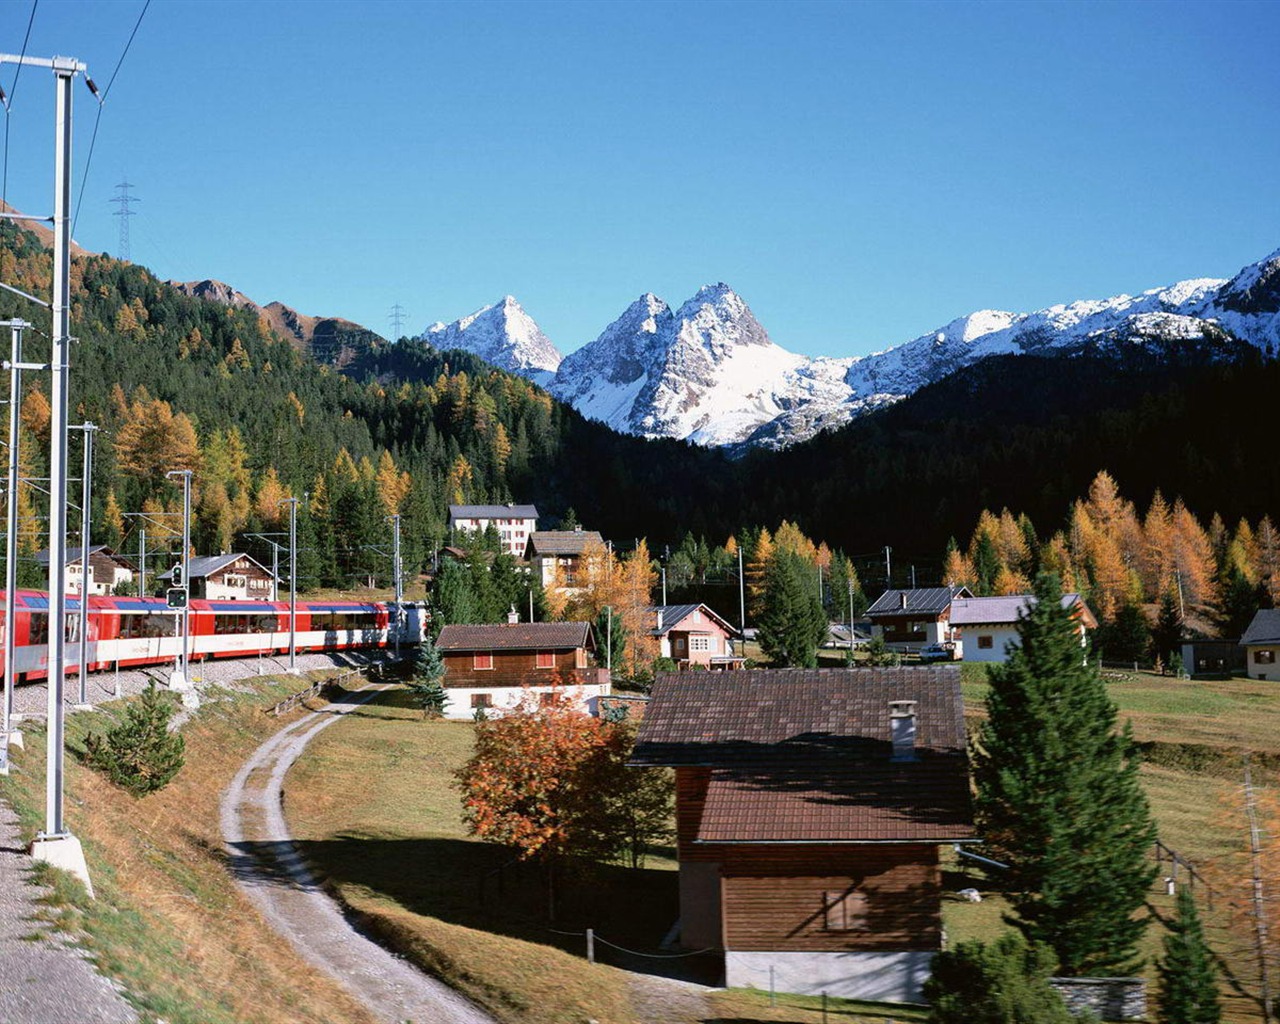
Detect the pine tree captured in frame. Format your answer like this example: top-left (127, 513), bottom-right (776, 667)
top-left (83, 682), bottom-right (186, 795)
top-left (1156, 887), bottom-right (1221, 1024)
top-left (974, 572), bottom-right (1157, 975)
top-left (1152, 591), bottom-right (1183, 669)
top-left (406, 634), bottom-right (447, 718)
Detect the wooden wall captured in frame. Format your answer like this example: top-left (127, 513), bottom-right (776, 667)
top-left (442, 648), bottom-right (585, 688)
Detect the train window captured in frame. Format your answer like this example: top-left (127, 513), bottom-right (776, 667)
top-left (251, 614), bottom-right (277, 634)
top-left (28, 613), bottom-right (48, 645)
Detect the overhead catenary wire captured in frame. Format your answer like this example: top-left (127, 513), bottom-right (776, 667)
top-left (70, 0), bottom-right (150, 238)
top-left (0, 0), bottom-right (38, 210)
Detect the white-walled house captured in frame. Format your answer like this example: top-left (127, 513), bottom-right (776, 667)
top-left (1241, 609), bottom-right (1280, 681)
top-left (34, 545), bottom-right (136, 596)
top-left (448, 504), bottom-right (538, 559)
top-left (949, 593), bottom-right (1097, 663)
top-left (524, 529), bottom-right (604, 587)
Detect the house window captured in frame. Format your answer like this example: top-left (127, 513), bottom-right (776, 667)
top-left (538, 691), bottom-right (558, 707)
top-left (675, 637), bottom-right (686, 652)
top-left (977, 635), bottom-right (994, 650)
top-left (536, 651), bottom-right (555, 669)
top-left (823, 888), bottom-right (868, 932)
top-left (690, 636), bottom-right (711, 652)
top-left (470, 693), bottom-right (492, 709)
top-left (474, 652), bottom-right (494, 670)
top-left (1257, 650), bottom-right (1276, 665)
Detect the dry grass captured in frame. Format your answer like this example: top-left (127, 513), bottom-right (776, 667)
top-left (707, 989), bottom-right (928, 1022)
top-left (0, 674), bottom-right (378, 1024)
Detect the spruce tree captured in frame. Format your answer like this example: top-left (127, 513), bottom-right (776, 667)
top-left (1156, 886), bottom-right (1221, 1024)
top-left (974, 572), bottom-right (1157, 975)
top-left (1152, 591), bottom-right (1184, 669)
top-left (84, 682), bottom-right (186, 795)
top-left (757, 550), bottom-right (825, 667)
top-left (406, 634), bottom-right (447, 718)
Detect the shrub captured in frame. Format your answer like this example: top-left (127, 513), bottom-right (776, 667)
top-left (924, 931), bottom-right (1077, 1024)
top-left (84, 682), bottom-right (185, 795)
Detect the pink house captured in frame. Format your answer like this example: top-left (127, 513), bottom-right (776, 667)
top-left (651, 603), bottom-right (744, 670)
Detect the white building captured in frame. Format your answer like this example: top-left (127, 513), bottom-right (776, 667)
top-left (949, 593), bottom-right (1096, 663)
top-left (448, 503), bottom-right (538, 559)
top-left (1241, 609), bottom-right (1280, 681)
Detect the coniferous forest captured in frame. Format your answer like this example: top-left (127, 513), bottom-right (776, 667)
top-left (3, 218), bottom-right (1279, 606)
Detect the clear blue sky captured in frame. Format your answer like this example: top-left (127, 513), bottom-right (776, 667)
top-left (3, 0), bottom-right (1278, 358)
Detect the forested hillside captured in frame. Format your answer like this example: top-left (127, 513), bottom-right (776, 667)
top-left (2, 219), bottom-right (1278, 599)
top-left (0, 222), bottom-right (733, 589)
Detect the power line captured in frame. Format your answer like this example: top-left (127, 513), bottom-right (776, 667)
top-left (71, 0), bottom-right (151, 238)
top-left (0, 0), bottom-right (38, 209)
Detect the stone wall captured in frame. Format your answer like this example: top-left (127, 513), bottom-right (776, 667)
top-left (1050, 977), bottom-right (1147, 1020)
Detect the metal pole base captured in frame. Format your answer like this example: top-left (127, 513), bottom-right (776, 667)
top-left (30, 832), bottom-right (94, 898)
top-left (168, 669), bottom-right (191, 691)
top-left (2, 728), bottom-right (23, 751)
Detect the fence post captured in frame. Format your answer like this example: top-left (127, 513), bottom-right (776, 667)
top-left (586, 927), bottom-right (595, 964)
top-left (822, 991), bottom-right (827, 1023)
top-left (769, 965), bottom-right (775, 1006)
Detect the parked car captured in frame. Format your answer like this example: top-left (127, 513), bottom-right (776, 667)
top-left (918, 642), bottom-right (955, 662)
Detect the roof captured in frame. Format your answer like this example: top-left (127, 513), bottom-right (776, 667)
top-left (449, 504), bottom-right (538, 520)
top-left (437, 621), bottom-right (594, 652)
top-left (33, 545), bottom-right (129, 567)
top-left (632, 667), bottom-right (974, 843)
top-left (156, 553), bottom-right (273, 581)
top-left (1242, 609), bottom-right (1280, 646)
top-left (525, 530), bottom-right (603, 556)
top-left (950, 593), bottom-right (1097, 629)
top-left (866, 586), bottom-right (971, 618)
top-left (650, 603), bottom-right (738, 637)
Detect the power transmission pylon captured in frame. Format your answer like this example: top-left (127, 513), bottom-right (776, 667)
top-left (389, 303), bottom-right (407, 341)
top-left (110, 178), bottom-right (139, 261)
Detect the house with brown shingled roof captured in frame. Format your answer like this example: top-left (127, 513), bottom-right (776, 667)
top-left (435, 619), bottom-right (610, 718)
top-left (630, 666), bottom-right (976, 1003)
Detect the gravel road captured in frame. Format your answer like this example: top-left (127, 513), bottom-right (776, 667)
top-left (220, 681), bottom-right (496, 1024)
top-left (0, 803), bottom-right (137, 1024)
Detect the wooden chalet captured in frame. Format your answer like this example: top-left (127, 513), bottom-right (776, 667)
top-left (866, 586), bottom-right (972, 650)
top-left (630, 666), bottom-right (975, 1003)
top-left (157, 553), bottom-right (276, 600)
top-left (34, 545), bottom-right (136, 596)
top-left (435, 620), bottom-right (611, 718)
top-left (524, 529), bottom-right (604, 587)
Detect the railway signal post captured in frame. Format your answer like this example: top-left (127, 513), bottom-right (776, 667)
top-left (165, 469), bottom-right (193, 692)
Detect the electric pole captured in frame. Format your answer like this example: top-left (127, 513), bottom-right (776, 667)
top-left (280, 497), bottom-right (299, 672)
top-left (388, 514), bottom-right (402, 656)
top-left (2, 318), bottom-right (29, 761)
top-left (110, 178), bottom-right (138, 262)
top-left (165, 469), bottom-right (192, 690)
top-left (884, 546), bottom-right (892, 588)
top-left (73, 422), bottom-right (97, 706)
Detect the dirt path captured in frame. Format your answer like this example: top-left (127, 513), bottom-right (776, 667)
top-left (220, 683), bottom-right (495, 1024)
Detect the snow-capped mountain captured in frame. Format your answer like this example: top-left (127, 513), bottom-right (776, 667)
top-left (420, 296), bottom-right (561, 385)
top-left (421, 248), bottom-right (1280, 451)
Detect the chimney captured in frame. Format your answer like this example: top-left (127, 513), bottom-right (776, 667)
top-left (507, 605), bottom-right (519, 624)
top-left (898, 592), bottom-right (908, 610)
top-left (889, 700), bottom-right (918, 762)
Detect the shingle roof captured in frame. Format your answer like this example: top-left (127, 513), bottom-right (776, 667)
top-left (525, 530), bottom-right (603, 556)
top-left (631, 667), bottom-right (974, 843)
top-left (156, 553), bottom-right (272, 581)
top-left (1242, 609), bottom-right (1280, 646)
top-left (34, 544), bottom-right (115, 567)
top-left (437, 621), bottom-right (593, 652)
top-left (950, 593), bottom-right (1093, 627)
top-left (449, 504), bottom-right (539, 520)
top-left (866, 586), bottom-right (970, 618)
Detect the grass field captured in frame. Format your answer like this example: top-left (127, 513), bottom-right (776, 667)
top-left (0, 672), bottom-right (380, 1024)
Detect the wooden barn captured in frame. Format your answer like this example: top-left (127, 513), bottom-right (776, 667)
top-left (435, 620), bottom-right (610, 718)
top-left (630, 666), bottom-right (975, 1003)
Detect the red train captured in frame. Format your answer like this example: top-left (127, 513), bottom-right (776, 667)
top-left (2, 591), bottom-right (426, 683)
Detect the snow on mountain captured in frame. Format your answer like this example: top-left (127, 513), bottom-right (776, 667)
top-left (421, 296), bottom-right (562, 385)
top-left (416, 248), bottom-right (1279, 452)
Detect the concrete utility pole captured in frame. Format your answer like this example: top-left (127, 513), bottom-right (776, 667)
top-left (0, 49), bottom-right (99, 894)
top-left (73, 423), bottom-right (97, 706)
top-left (884, 546), bottom-right (892, 587)
top-left (138, 528), bottom-right (146, 597)
top-left (738, 546), bottom-right (746, 638)
top-left (165, 469), bottom-right (192, 690)
top-left (280, 497), bottom-right (298, 672)
top-left (2, 318), bottom-right (29, 763)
